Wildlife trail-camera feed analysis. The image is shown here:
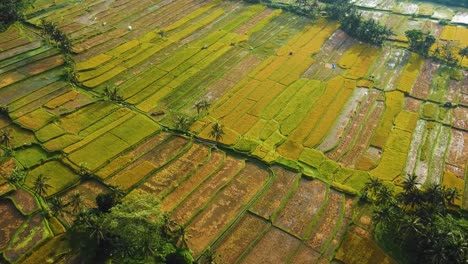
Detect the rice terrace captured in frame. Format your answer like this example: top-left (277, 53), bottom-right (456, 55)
top-left (0, 0), bottom-right (467, 263)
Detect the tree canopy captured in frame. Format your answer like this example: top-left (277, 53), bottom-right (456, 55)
top-left (70, 192), bottom-right (193, 263)
top-left (324, 0), bottom-right (393, 46)
top-left (405, 29), bottom-right (436, 57)
top-left (0, 0), bottom-right (34, 31)
top-left (362, 176), bottom-right (468, 264)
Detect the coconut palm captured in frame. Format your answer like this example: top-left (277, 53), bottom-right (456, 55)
top-left (209, 122), bottom-right (225, 142)
top-left (174, 223), bottom-right (189, 249)
top-left (443, 187), bottom-right (459, 206)
top-left (0, 129), bottom-right (12, 148)
top-left (458, 46), bottom-right (468, 65)
top-left (376, 185), bottom-right (393, 204)
top-left (403, 174), bottom-right (419, 194)
top-left (194, 99), bottom-right (211, 115)
top-left (174, 115), bottom-right (190, 131)
top-left (32, 174), bottom-right (52, 197)
top-left (49, 196), bottom-right (67, 216)
top-left (68, 192), bottom-right (83, 214)
top-left (103, 87), bottom-right (123, 102)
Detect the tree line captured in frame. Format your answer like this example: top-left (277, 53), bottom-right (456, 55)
top-left (361, 175), bottom-right (468, 264)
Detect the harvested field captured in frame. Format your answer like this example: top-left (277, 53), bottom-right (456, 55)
top-left (0, 200), bottom-right (25, 251)
top-left (275, 178), bottom-right (328, 238)
top-left (185, 162), bottom-right (270, 256)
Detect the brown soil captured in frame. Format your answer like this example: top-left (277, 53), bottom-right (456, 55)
top-left (411, 60), bottom-right (439, 99)
top-left (288, 245), bottom-right (321, 264)
top-left (452, 107), bottom-right (468, 130)
top-left (60, 180), bottom-right (109, 225)
top-left (239, 227), bottom-right (301, 264)
top-left (0, 200), bottom-right (25, 251)
top-left (275, 178), bottom-right (328, 238)
top-left (10, 188), bottom-right (38, 215)
top-left (161, 150), bottom-right (225, 212)
top-left (307, 191), bottom-right (344, 251)
top-left (140, 143), bottom-right (209, 196)
top-left (170, 156), bottom-right (244, 225)
top-left (186, 162), bottom-right (269, 256)
top-left (214, 213), bottom-right (269, 264)
top-left (4, 214), bottom-right (47, 262)
top-left (251, 166), bottom-right (299, 219)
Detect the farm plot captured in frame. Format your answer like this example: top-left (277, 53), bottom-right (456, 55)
top-left (59, 180), bottom-right (109, 225)
top-left (183, 162), bottom-right (270, 256)
top-left (25, 160), bottom-right (79, 197)
top-left (7, 188), bottom-right (38, 216)
top-left (2, 213), bottom-right (51, 263)
top-left (65, 113), bottom-right (160, 171)
top-left (106, 135), bottom-right (190, 190)
top-left (325, 89), bottom-right (385, 169)
top-left (122, 142), bottom-right (209, 193)
top-left (0, 200), bottom-right (25, 251)
top-left (371, 110), bottom-right (419, 182)
top-left (274, 178), bottom-right (328, 238)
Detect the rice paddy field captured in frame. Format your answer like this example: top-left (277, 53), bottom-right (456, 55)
top-left (0, 0), bottom-right (467, 263)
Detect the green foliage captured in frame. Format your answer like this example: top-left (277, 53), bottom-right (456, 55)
top-left (70, 193), bottom-right (193, 263)
top-left (322, 0), bottom-right (392, 45)
top-left (40, 19), bottom-right (73, 54)
top-left (6, 167), bottom-right (26, 184)
top-left (0, 129), bottom-right (13, 148)
top-left (0, 0), bottom-right (34, 31)
top-left (340, 10), bottom-right (393, 46)
top-left (174, 115), bottom-right (192, 132)
top-left (363, 176), bottom-right (468, 264)
top-left (405, 30), bottom-right (435, 57)
top-left (32, 174), bottom-right (52, 197)
top-left (102, 87), bottom-right (124, 103)
top-left (324, 0), bottom-right (353, 20)
top-left (210, 122), bottom-right (225, 142)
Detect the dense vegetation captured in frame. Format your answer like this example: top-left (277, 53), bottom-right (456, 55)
top-left (0, 0), bottom-right (34, 31)
top-left (362, 176), bottom-right (468, 264)
top-left (69, 192), bottom-right (193, 263)
top-left (324, 0), bottom-right (393, 46)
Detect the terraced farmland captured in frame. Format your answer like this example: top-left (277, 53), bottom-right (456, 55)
top-left (0, 0), bottom-right (467, 263)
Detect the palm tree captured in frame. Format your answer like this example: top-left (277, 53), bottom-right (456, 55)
top-left (194, 99), bottom-right (211, 115)
top-left (443, 187), bottom-right (459, 206)
top-left (0, 129), bottom-right (12, 148)
top-left (174, 223), bottom-right (189, 249)
top-left (363, 177), bottom-right (383, 200)
top-left (85, 215), bottom-right (106, 245)
top-left (67, 192), bottom-right (83, 214)
top-left (103, 87), bottom-right (123, 102)
top-left (108, 185), bottom-right (125, 201)
top-left (49, 196), bottom-right (67, 216)
top-left (209, 122), bottom-right (225, 142)
top-left (32, 174), bottom-right (52, 197)
top-left (376, 185), bottom-right (393, 204)
top-left (459, 46), bottom-right (468, 65)
top-left (399, 174), bottom-right (421, 207)
top-left (403, 174), bottom-right (419, 194)
top-left (199, 247), bottom-right (218, 264)
top-left (174, 115), bottom-right (190, 131)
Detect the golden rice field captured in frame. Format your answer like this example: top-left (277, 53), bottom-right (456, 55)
top-left (0, 0), bottom-right (467, 263)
